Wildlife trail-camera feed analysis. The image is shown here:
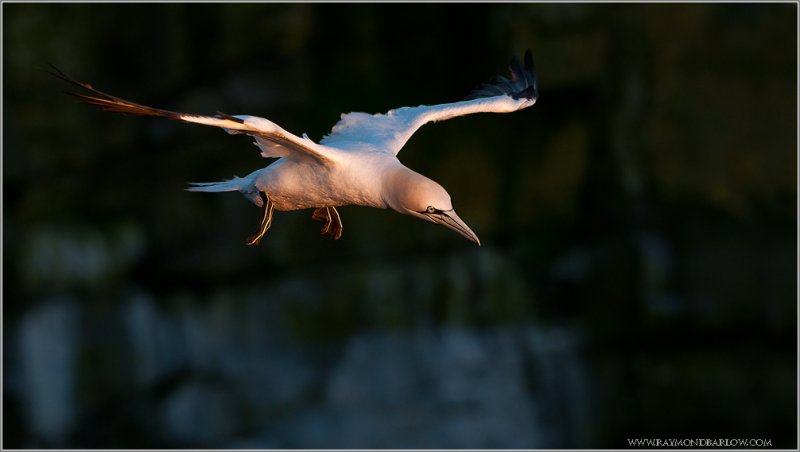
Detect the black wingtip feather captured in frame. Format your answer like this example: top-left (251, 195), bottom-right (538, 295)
top-left (524, 49), bottom-right (534, 72)
top-left (50, 66), bottom-right (197, 121)
top-left (47, 63), bottom-right (78, 88)
top-left (465, 48), bottom-right (538, 101)
top-left (215, 111), bottom-right (245, 123)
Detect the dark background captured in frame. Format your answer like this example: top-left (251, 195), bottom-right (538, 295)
top-left (3, 3), bottom-right (797, 449)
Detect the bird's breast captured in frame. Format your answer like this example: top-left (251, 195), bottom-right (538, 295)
top-left (255, 157), bottom-right (390, 211)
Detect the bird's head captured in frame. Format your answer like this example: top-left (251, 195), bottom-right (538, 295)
top-left (384, 168), bottom-right (480, 245)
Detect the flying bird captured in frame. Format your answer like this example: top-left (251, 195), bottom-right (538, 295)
top-left (51, 50), bottom-right (538, 246)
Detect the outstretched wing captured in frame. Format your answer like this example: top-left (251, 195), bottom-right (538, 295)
top-left (320, 49), bottom-right (538, 155)
top-left (50, 65), bottom-right (337, 164)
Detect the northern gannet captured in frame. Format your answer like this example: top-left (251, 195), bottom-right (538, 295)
top-left (51, 50), bottom-right (538, 246)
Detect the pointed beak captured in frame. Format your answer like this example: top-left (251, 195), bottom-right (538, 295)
top-left (426, 210), bottom-right (481, 246)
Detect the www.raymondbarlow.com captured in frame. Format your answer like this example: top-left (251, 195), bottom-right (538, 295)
top-left (627, 438), bottom-right (773, 448)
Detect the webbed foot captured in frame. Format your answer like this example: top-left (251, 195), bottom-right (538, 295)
top-left (312, 206), bottom-right (343, 240)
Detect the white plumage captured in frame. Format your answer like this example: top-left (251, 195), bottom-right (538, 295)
top-left (51, 50), bottom-right (538, 246)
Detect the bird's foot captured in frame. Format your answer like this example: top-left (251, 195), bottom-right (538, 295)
top-left (246, 192), bottom-right (274, 246)
top-left (312, 206), bottom-right (343, 240)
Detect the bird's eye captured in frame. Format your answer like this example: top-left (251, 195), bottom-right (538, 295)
top-left (426, 206), bottom-right (436, 214)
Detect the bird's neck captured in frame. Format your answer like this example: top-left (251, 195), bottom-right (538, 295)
top-left (381, 166), bottom-right (428, 214)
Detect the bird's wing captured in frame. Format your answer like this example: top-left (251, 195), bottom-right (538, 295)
top-left (50, 65), bottom-right (337, 164)
top-left (320, 49), bottom-right (538, 155)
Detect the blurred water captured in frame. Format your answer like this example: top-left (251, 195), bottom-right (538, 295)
top-left (13, 281), bottom-right (588, 448)
top-left (18, 299), bottom-right (79, 443)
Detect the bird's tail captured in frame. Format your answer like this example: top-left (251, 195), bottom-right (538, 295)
top-left (186, 179), bottom-right (243, 193)
top-left (186, 175), bottom-right (264, 206)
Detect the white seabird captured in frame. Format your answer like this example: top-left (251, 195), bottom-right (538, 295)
top-left (51, 50), bottom-right (538, 246)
